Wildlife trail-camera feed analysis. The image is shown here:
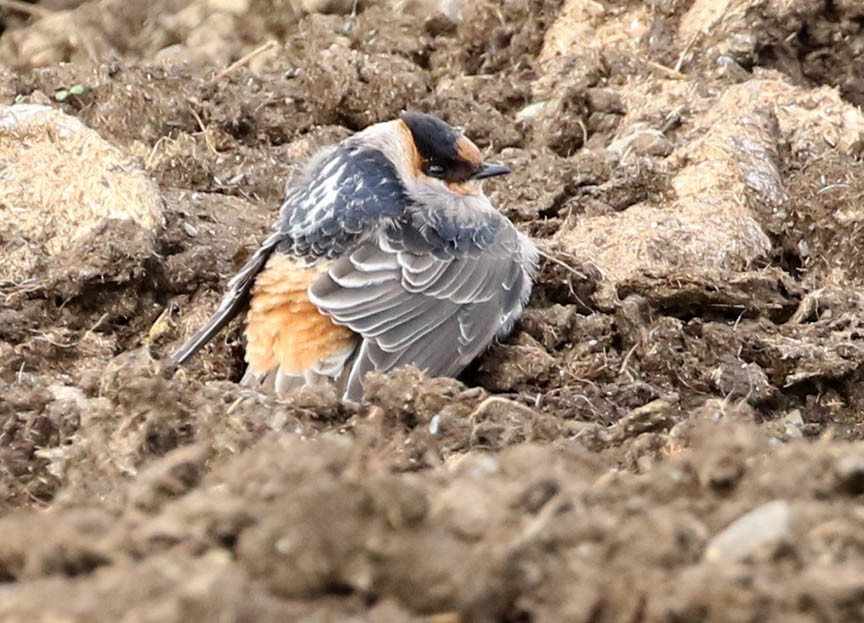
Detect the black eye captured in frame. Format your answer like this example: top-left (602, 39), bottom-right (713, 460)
top-left (425, 163), bottom-right (446, 178)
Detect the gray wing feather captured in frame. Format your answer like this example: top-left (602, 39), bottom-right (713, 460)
top-left (374, 304), bottom-right (454, 351)
top-left (309, 218), bottom-right (534, 402)
top-left (421, 260), bottom-right (473, 299)
top-left (366, 311), bottom-right (465, 374)
top-left (312, 281), bottom-right (402, 313)
top-left (355, 298), bottom-right (440, 336)
top-left (351, 246), bottom-right (400, 271)
top-left (398, 252), bottom-right (449, 290)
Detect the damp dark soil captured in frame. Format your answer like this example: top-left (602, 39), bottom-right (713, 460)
top-left (3, 0), bottom-right (864, 621)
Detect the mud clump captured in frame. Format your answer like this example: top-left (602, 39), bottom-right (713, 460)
top-left (0, 103), bottom-right (163, 285)
top-left (298, 47), bottom-right (429, 128)
top-left (3, 0), bottom-right (864, 621)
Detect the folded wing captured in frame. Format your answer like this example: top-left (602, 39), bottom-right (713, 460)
top-left (309, 213), bottom-right (534, 401)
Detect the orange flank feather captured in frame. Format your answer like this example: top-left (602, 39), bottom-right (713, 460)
top-left (244, 255), bottom-right (357, 378)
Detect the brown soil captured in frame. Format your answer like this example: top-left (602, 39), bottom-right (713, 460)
top-left (3, 0), bottom-right (864, 621)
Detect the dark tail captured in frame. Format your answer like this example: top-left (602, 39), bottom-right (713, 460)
top-left (171, 232), bottom-right (282, 364)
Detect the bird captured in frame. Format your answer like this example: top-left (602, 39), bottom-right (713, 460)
top-left (170, 111), bottom-right (538, 402)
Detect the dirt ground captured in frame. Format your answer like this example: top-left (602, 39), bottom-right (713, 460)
top-left (3, 0), bottom-right (864, 620)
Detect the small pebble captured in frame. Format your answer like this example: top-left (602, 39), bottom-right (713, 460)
top-left (428, 414), bottom-right (441, 436)
top-left (704, 500), bottom-right (792, 563)
top-left (515, 101), bottom-right (547, 122)
top-left (783, 409), bottom-right (805, 439)
top-left (833, 453), bottom-right (864, 495)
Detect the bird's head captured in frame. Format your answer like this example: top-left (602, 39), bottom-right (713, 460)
top-left (397, 111), bottom-right (510, 195)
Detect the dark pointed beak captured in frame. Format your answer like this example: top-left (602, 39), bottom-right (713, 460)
top-left (471, 162), bottom-right (510, 180)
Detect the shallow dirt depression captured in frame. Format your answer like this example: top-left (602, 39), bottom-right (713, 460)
top-left (3, 0), bottom-right (864, 621)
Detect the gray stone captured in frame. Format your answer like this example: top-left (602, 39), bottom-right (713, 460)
top-left (704, 500), bottom-right (792, 563)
